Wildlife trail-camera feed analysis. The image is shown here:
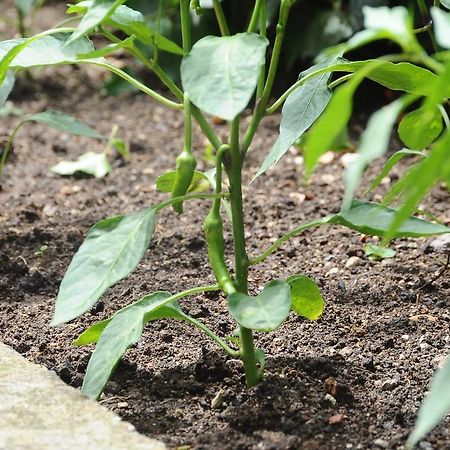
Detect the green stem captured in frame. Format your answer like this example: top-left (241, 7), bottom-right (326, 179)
top-left (184, 93), bottom-right (192, 152)
top-left (180, 0), bottom-right (192, 53)
top-left (227, 117), bottom-right (259, 386)
top-left (328, 73), bottom-right (354, 90)
top-left (256, 0), bottom-right (267, 99)
top-left (212, 0), bottom-right (230, 36)
top-left (247, 0), bottom-right (263, 33)
top-left (0, 120), bottom-right (25, 177)
top-left (242, 0), bottom-right (292, 155)
top-left (183, 314), bottom-right (240, 356)
top-left (249, 216), bottom-right (334, 265)
top-left (92, 61), bottom-right (183, 109)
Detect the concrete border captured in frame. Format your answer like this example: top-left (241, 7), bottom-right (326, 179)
top-left (0, 343), bottom-right (166, 450)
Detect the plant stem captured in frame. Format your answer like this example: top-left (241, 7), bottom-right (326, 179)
top-left (227, 117), bottom-right (259, 386)
top-left (249, 216), bottom-right (334, 265)
top-left (212, 0), bottom-right (230, 36)
top-left (0, 120), bottom-right (25, 177)
top-left (242, 0), bottom-right (292, 155)
top-left (256, 0), bottom-right (267, 99)
top-left (247, 0), bottom-right (263, 33)
top-left (180, 0), bottom-right (192, 53)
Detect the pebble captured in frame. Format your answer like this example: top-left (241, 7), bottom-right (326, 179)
top-left (324, 393), bottom-right (337, 405)
top-left (345, 256), bottom-right (361, 268)
top-left (373, 438), bottom-right (389, 449)
top-left (419, 441), bottom-right (433, 449)
top-left (381, 378), bottom-right (400, 391)
top-left (426, 234), bottom-right (450, 254)
top-left (211, 389), bottom-right (225, 409)
top-left (325, 267), bottom-right (339, 277)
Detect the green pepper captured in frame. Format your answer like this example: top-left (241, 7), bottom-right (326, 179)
top-left (171, 149), bottom-right (197, 213)
top-left (203, 208), bottom-right (235, 295)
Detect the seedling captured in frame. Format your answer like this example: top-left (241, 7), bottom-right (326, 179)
top-left (1, 4), bottom-right (450, 438)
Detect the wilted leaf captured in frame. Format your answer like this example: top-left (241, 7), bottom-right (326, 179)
top-left (50, 152), bottom-right (111, 178)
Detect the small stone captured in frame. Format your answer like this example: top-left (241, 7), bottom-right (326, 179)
top-left (426, 234), bottom-right (450, 254)
top-left (339, 346), bottom-right (353, 357)
top-left (325, 267), bottom-right (339, 277)
top-left (373, 438), bottom-right (389, 449)
top-left (340, 153), bottom-right (359, 167)
top-left (381, 378), bottom-right (400, 391)
top-left (319, 151), bottom-right (335, 164)
top-left (419, 441), bottom-right (433, 449)
top-left (116, 402), bottom-right (128, 409)
top-left (345, 256), bottom-right (361, 268)
top-left (328, 413), bottom-right (344, 425)
top-left (211, 389), bottom-right (225, 409)
top-left (324, 393), bottom-right (337, 405)
top-left (401, 335), bottom-right (409, 341)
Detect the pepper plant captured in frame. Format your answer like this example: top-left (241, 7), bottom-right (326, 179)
top-left (1, 0), bottom-right (450, 404)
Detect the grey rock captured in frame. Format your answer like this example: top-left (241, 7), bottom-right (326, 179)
top-left (426, 234), bottom-right (450, 254)
top-left (0, 343), bottom-right (166, 450)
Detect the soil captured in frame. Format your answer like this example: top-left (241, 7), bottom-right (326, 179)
top-left (1, 4), bottom-right (450, 450)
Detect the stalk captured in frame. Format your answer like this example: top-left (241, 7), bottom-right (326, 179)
top-left (227, 117), bottom-right (259, 386)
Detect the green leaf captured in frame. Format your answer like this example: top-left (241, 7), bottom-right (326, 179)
top-left (253, 55), bottom-right (339, 180)
top-left (67, 0), bottom-right (127, 45)
top-left (69, 2), bottom-right (184, 55)
top-left (0, 71), bottom-right (14, 108)
top-left (52, 207), bottom-right (156, 326)
top-left (77, 35), bottom-right (136, 59)
top-left (74, 293), bottom-right (182, 346)
top-left (367, 149), bottom-right (425, 193)
top-left (362, 5), bottom-right (415, 51)
top-left (25, 109), bottom-right (102, 138)
top-left (364, 244), bottom-right (396, 260)
top-left (330, 200), bottom-right (450, 238)
top-left (0, 33), bottom-right (101, 72)
top-left (406, 355), bottom-right (450, 448)
top-left (398, 106), bottom-right (443, 150)
top-left (181, 33), bottom-right (268, 121)
top-left (342, 98), bottom-right (407, 209)
top-left (304, 61), bottom-right (383, 177)
top-left (431, 7), bottom-right (450, 49)
top-left (50, 152), bottom-right (112, 178)
top-left (382, 131), bottom-right (450, 242)
top-left (15, 0), bottom-right (35, 16)
top-left (441, 0), bottom-right (450, 9)
top-left (156, 170), bottom-right (207, 192)
top-left (81, 291), bottom-right (174, 399)
top-left (228, 280), bottom-right (291, 332)
top-left (287, 275), bottom-right (324, 320)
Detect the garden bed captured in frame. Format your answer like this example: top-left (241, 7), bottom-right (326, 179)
top-left (0, 65), bottom-right (449, 450)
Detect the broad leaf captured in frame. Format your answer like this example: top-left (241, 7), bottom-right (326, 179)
top-left (25, 109), bottom-right (102, 138)
top-left (0, 71), bottom-right (14, 108)
top-left (50, 152), bottom-right (112, 178)
top-left (406, 355), bottom-right (450, 448)
top-left (228, 280), bottom-right (291, 332)
top-left (342, 98), bottom-right (406, 209)
top-left (181, 33), bottom-right (268, 120)
top-left (304, 61), bottom-right (383, 177)
top-left (156, 170), bottom-right (207, 192)
top-left (441, 0), bottom-right (450, 9)
top-left (287, 275), bottom-right (324, 320)
top-left (362, 6), bottom-right (415, 51)
top-left (81, 291), bottom-right (174, 399)
top-left (67, 0), bottom-right (127, 45)
top-left (364, 244), bottom-right (396, 259)
top-left (254, 55), bottom-right (339, 180)
top-left (431, 7), bottom-right (450, 49)
top-left (382, 132), bottom-right (450, 242)
top-left (0, 33), bottom-right (101, 71)
top-left (330, 200), bottom-right (450, 238)
top-left (16, 0), bottom-right (36, 15)
top-left (398, 106), bottom-right (443, 150)
top-left (52, 207), bottom-right (157, 325)
top-left (367, 149), bottom-right (425, 193)
top-left (68, 2), bottom-right (183, 55)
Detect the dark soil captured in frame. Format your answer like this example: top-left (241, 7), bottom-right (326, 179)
top-left (1, 4), bottom-right (450, 450)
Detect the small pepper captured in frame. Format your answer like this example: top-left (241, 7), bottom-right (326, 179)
top-left (171, 149), bottom-right (196, 213)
